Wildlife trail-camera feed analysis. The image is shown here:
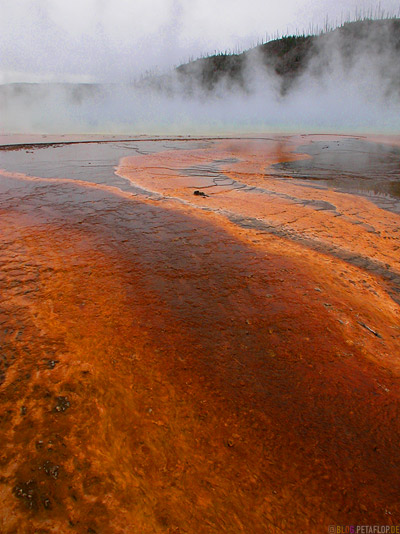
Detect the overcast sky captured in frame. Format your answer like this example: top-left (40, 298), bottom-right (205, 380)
top-left (1, 0), bottom-right (399, 83)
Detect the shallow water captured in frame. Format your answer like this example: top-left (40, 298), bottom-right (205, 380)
top-left (0, 139), bottom-right (211, 197)
top-left (0, 134), bottom-right (400, 533)
top-left (273, 137), bottom-right (400, 212)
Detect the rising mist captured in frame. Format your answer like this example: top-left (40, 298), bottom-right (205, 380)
top-left (1, 18), bottom-right (400, 134)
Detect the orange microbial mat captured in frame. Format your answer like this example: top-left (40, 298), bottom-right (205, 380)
top-left (0, 134), bottom-right (400, 533)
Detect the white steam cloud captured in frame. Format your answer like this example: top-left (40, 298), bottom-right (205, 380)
top-left (1, 9), bottom-right (400, 134)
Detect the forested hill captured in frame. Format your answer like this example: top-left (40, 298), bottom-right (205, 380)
top-left (169, 18), bottom-right (400, 95)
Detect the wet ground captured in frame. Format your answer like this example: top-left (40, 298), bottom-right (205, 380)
top-left (273, 137), bottom-right (400, 213)
top-left (0, 134), bottom-right (400, 533)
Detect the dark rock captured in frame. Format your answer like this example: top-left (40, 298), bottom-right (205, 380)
top-left (41, 496), bottom-right (52, 509)
top-left (13, 480), bottom-right (39, 510)
top-left (42, 460), bottom-right (60, 479)
top-left (54, 396), bottom-right (70, 413)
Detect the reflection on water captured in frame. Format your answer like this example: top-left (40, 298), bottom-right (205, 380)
top-left (0, 140), bottom-right (210, 196)
top-left (273, 137), bottom-right (400, 212)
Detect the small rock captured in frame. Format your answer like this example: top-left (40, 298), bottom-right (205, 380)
top-left (41, 496), bottom-right (52, 509)
top-left (54, 396), bottom-right (70, 413)
top-left (13, 480), bottom-right (39, 510)
top-left (43, 460), bottom-right (60, 479)
top-left (193, 190), bottom-right (207, 197)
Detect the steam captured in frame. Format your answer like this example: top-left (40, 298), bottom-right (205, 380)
top-left (1, 18), bottom-right (400, 134)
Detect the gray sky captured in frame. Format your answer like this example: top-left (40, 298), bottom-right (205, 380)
top-left (1, 0), bottom-right (399, 83)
